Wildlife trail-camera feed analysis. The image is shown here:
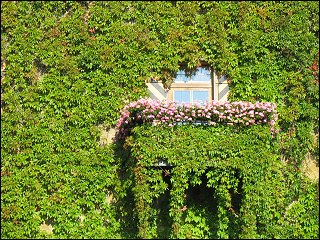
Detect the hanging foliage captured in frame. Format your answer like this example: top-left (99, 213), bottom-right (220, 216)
top-left (123, 124), bottom-right (318, 239)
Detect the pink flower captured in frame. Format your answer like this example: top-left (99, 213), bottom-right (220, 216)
top-left (115, 98), bottom-right (278, 139)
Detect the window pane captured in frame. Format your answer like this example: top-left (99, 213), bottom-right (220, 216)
top-left (192, 67), bottom-right (211, 82)
top-left (174, 90), bottom-right (190, 103)
top-left (192, 90), bottom-right (208, 104)
top-left (174, 70), bottom-right (189, 83)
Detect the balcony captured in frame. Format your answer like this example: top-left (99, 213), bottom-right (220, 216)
top-left (115, 98), bottom-right (278, 143)
top-left (115, 98), bottom-right (282, 239)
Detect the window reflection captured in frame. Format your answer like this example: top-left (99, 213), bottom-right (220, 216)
top-left (174, 67), bottom-right (211, 83)
top-left (193, 90), bottom-right (208, 103)
top-left (174, 90), bottom-right (208, 104)
top-left (174, 90), bottom-right (190, 103)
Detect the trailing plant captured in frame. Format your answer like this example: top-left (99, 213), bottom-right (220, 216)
top-left (122, 124), bottom-right (319, 239)
top-left (115, 98), bottom-right (278, 140)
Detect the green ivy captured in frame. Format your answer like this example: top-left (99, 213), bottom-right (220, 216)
top-left (1, 1), bottom-right (318, 239)
top-left (123, 124), bottom-right (318, 239)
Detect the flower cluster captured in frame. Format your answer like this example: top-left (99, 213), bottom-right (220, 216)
top-left (115, 98), bottom-right (279, 141)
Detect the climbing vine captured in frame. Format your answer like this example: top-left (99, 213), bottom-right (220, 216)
top-left (123, 124), bottom-right (318, 239)
top-left (1, 1), bottom-right (318, 239)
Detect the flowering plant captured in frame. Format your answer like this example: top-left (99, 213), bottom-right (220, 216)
top-left (115, 98), bottom-right (279, 141)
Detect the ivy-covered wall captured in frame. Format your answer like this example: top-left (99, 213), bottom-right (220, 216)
top-left (1, 1), bottom-right (319, 239)
top-left (123, 124), bottom-right (318, 239)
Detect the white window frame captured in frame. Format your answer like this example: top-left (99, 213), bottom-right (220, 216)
top-left (147, 63), bottom-right (229, 102)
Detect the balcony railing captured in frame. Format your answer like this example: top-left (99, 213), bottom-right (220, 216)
top-left (115, 98), bottom-right (279, 142)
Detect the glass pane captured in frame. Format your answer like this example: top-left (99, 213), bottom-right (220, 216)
top-left (174, 70), bottom-right (189, 83)
top-left (192, 90), bottom-right (208, 104)
top-left (174, 90), bottom-right (191, 104)
top-left (192, 67), bottom-right (211, 82)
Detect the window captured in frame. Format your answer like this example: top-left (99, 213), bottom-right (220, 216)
top-left (147, 63), bottom-right (229, 102)
top-left (169, 65), bottom-right (212, 105)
